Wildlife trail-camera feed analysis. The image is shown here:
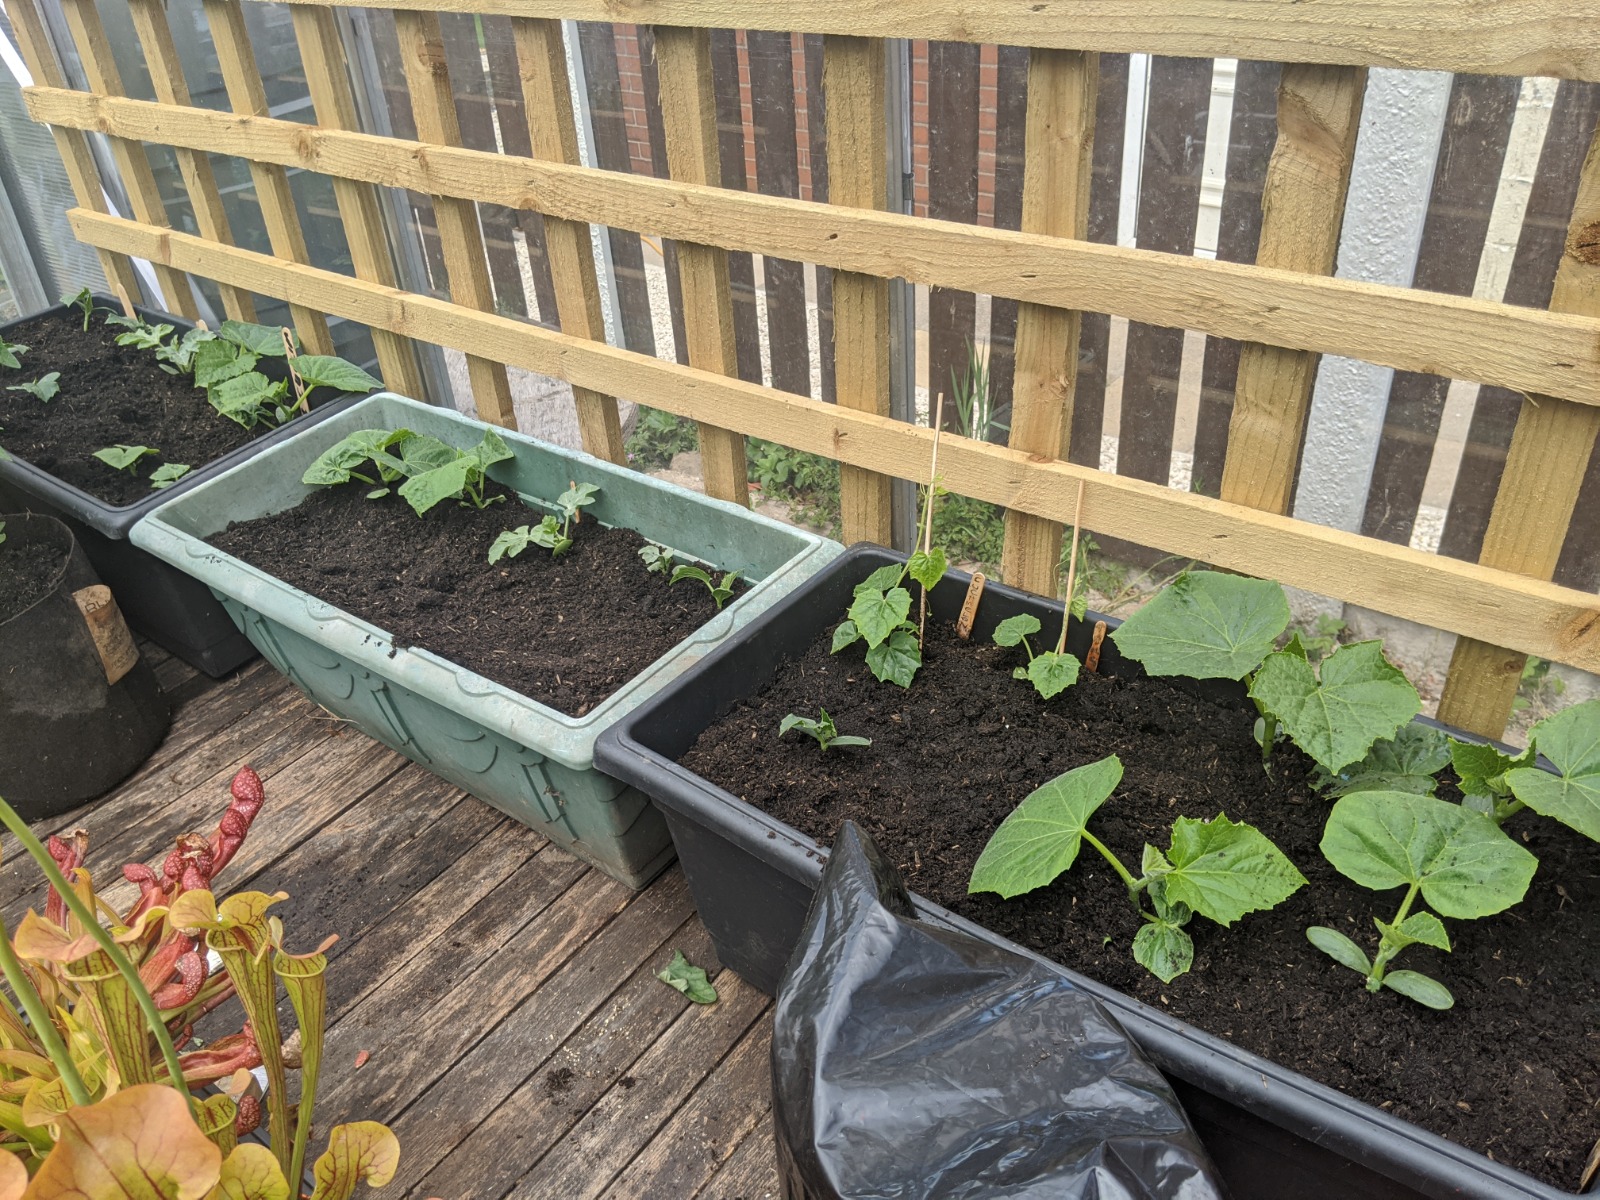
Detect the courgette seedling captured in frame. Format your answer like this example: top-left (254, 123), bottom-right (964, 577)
top-left (670, 564), bottom-right (739, 610)
top-left (969, 755), bottom-right (1306, 982)
top-left (92, 444), bottom-right (159, 475)
top-left (186, 320), bottom-right (380, 429)
top-left (639, 543), bottom-right (675, 574)
top-left (304, 426), bottom-right (513, 515)
top-left (489, 481), bottom-right (600, 562)
top-left (0, 338), bottom-right (28, 370)
top-left (148, 462), bottom-right (191, 490)
top-left (107, 315), bottom-right (175, 352)
top-left (779, 709), bottom-right (871, 751)
top-left (6, 372), bottom-right (59, 402)
top-left (830, 555), bottom-right (945, 688)
top-left (1451, 699), bottom-right (1600, 842)
top-left (61, 286), bottom-right (96, 331)
top-left (1308, 790), bottom-right (1538, 1009)
top-left (1110, 571), bottom-right (1419, 775)
top-left (990, 478), bottom-right (1089, 700)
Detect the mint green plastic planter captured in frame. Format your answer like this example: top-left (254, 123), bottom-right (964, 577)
top-left (132, 393), bottom-right (840, 888)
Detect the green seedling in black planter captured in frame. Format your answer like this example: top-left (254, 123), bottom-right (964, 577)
top-left (61, 286), bottom-right (97, 331)
top-left (670, 564), bottom-right (739, 611)
top-left (106, 315), bottom-right (175, 352)
top-left (992, 613), bottom-right (1080, 700)
top-left (0, 338), bottom-right (28, 370)
top-left (830, 554), bottom-right (945, 689)
top-left (970, 755), bottom-right (1306, 983)
top-left (93, 444), bottom-right (159, 475)
top-left (1308, 790), bottom-right (1538, 1010)
top-left (490, 481), bottom-right (600, 562)
top-left (779, 709), bottom-right (871, 752)
top-left (6, 372), bottom-right (59, 403)
top-left (149, 462), bottom-right (191, 490)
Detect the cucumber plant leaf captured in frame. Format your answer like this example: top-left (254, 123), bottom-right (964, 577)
top-left (658, 950), bottom-right (718, 1004)
top-left (1249, 640), bottom-right (1420, 773)
top-left (302, 428), bottom-right (413, 485)
top-left (865, 628), bottom-right (921, 688)
top-left (1449, 738), bottom-right (1534, 801)
top-left (968, 756), bottom-right (1124, 899)
top-left (192, 337), bottom-right (257, 389)
top-left (993, 614), bottom-right (1041, 647)
top-left (1132, 920), bottom-right (1193, 984)
top-left (854, 564), bottom-right (905, 596)
top-left (1381, 970), bottom-right (1454, 1010)
top-left (1506, 698), bottom-right (1600, 842)
top-left (1026, 652), bottom-right (1079, 699)
top-left (1315, 723), bottom-right (1450, 797)
top-left (219, 319), bottom-right (293, 357)
top-left (831, 620), bottom-right (861, 653)
top-left (1110, 570), bottom-right (1290, 680)
top-left (907, 547), bottom-right (946, 591)
top-left (1306, 926), bottom-right (1370, 974)
top-left (291, 355), bottom-right (382, 394)
top-left (848, 585), bottom-right (911, 648)
top-left (1375, 911), bottom-right (1450, 952)
top-left (1319, 791), bottom-right (1537, 919)
top-left (1156, 814), bottom-right (1307, 926)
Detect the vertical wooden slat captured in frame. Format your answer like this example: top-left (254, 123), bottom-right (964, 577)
top-left (999, 49), bottom-right (1097, 596)
top-left (1217, 63), bottom-right (1365, 513)
top-left (3, 0), bottom-right (143, 303)
top-left (57, 0), bottom-right (198, 317)
top-left (509, 16), bottom-right (626, 463)
top-left (985, 44), bottom-right (1030, 429)
top-left (125, 0), bottom-right (254, 321)
top-left (1361, 74), bottom-right (1521, 542)
top-left (1436, 113), bottom-right (1600, 737)
top-left (1440, 82), bottom-right (1600, 565)
top-left (707, 28), bottom-right (762, 382)
top-left (747, 30), bottom-right (811, 398)
top-left (1068, 52), bottom-right (1129, 469)
top-left (392, 7), bottom-right (516, 426)
top-left (824, 34), bottom-right (893, 544)
top-left (367, 14), bottom-right (448, 288)
top-left (802, 33), bottom-right (837, 406)
top-left (1117, 56), bottom-right (1212, 485)
top-left (651, 24), bottom-right (749, 506)
top-left (291, 5), bottom-right (426, 398)
top-left (925, 39), bottom-right (982, 425)
top-left (1189, 60), bottom-right (1281, 496)
top-left (482, 19), bottom-right (559, 322)
top-left (200, 0), bottom-right (335, 354)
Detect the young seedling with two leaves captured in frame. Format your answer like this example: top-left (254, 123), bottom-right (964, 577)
top-left (670, 563), bottom-right (739, 610)
top-left (5, 372), bottom-right (58, 402)
top-left (990, 477), bottom-right (1091, 701)
top-left (0, 338), bottom-right (28, 370)
top-left (490, 481), bottom-right (600, 562)
top-left (1110, 571), bottom-right (1421, 777)
top-left (1308, 790), bottom-right (1538, 1010)
top-left (61, 286), bottom-right (99, 330)
top-left (90, 444), bottom-right (192, 491)
top-left (969, 755), bottom-right (1306, 982)
top-left (638, 543), bottom-right (675, 575)
top-left (304, 426), bottom-right (513, 515)
top-left (105, 313), bottom-right (175, 351)
top-left (830, 553), bottom-right (946, 688)
top-left (779, 709), bottom-right (872, 751)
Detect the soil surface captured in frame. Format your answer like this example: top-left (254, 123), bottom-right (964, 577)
top-left (209, 480), bottom-right (746, 717)
top-left (0, 309), bottom-right (261, 506)
top-left (0, 536), bottom-right (64, 623)
top-left (683, 618), bottom-right (1600, 1190)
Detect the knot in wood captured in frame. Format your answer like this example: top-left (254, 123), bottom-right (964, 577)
top-left (1567, 221), bottom-right (1600, 266)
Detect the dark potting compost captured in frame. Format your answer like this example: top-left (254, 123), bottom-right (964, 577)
top-left (0, 310), bottom-right (263, 506)
top-left (681, 618), bottom-right (1600, 1190)
top-left (208, 481), bottom-right (746, 717)
top-left (0, 535), bottom-right (64, 622)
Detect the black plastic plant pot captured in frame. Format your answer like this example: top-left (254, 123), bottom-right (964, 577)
top-left (0, 296), bottom-right (366, 676)
top-left (594, 543), bottom-right (1589, 1200)
top-left (0, 513), bottom-right (169, 817)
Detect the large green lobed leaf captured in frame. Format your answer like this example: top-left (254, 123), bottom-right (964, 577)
top-left (1249, 640), bottom-right (1420, 773)
top-left (1109, 570), bottom-right (1290, 680)
top-left (848, 586), bottom-right (911, 648)
top-left (1157, 814), bottom-right (1306, 926)
top-left (1317, 724), bottom-right (1450, 797)
top-left (968, 756), bottom-right (1124, 899)
top-left (1319, 790), bottom-right (1537, 919)
top-left (1506, 698), bottom-right (1600, 842)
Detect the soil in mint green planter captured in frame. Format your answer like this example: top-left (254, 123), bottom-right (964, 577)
top-left (0, 537), bottom-right (63, 621)
top-left (209, 480), bottom-right (747, 717)
top-left (0, 310), bottom-right (261, 506)
top-left (681, 618), bottom-right (1599, 1190)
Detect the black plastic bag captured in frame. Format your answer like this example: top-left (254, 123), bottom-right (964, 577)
top-left (772, 821), bottom-right (1228, 1200)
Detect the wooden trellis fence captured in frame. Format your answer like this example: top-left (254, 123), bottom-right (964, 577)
top-left (11, 0), bottom-right (1600, 740)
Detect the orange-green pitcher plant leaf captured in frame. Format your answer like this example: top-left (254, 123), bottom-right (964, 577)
top-left (207, 926), bottom-right (288, 1173)
top-left (0, 1149), bottom-right (25, 1200)
top-left (308, 1122), bottom-right (399, 1200)
top-left (24, 1084), bottom-right (221, 1200)
top-left (64, 952), bottom-right (156, 1088)
top-left (21, 1079), bottom-right (69, 1129)
top-left (195, 1094), bottom-right (240, 1155)
top-left (13, 912), bottom-right (101, 965)
top-left (273, 950), bottom-right (328, 1190)
top-left (207, 1144), bottom-right (289, 1200)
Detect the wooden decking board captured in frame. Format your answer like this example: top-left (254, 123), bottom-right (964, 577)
top-left (406, 915), bottom-right (718, 1199)
top-left (25, 664), bottom-right (779, 1195)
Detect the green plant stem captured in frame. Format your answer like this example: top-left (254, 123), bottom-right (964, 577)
top-left (1259, 711), bottom-right (1278, 768)
top-left (1080, 830), bottom-right (1143, 896)
top-left (1492, 798), bottom-right (1526, 824)
top-left (0, 800), bottom-right (193, 1109)
top-left (0, 915), bottom-right (90, 1106)
top-left (1366, 882), bottom-right (1419, 992)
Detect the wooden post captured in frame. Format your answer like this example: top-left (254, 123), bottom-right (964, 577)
top-left (510, 17), bottom-right (625, 463)
top-left (290, 5), bottom-right (427, 399)
top-left (999, 48), bottom-right (1097, 596)
top-left (1219, 65), bottom-right (1365, 512)
top-left (56, 0), bottom-right (199, 318)
top-left (824, 35), bottom-right (894, 545)
top-left (650, 24), bottom-right (749, 508)
top-left (1437, 114), bottom-right (1600, 737)
top-left (201, 0), bottom-right (335, 354)
top-left (392, 8), bottom-right (516, 427)
top-left (125, 0), bottom-right (255, 322)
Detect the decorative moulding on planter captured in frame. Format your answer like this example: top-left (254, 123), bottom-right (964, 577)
top-left (592, 543), bottom-right (1587, 1200)
top-left (131, 392), bottom-right (841, 889)
top-left (0, 295), bottom-right (365, 676)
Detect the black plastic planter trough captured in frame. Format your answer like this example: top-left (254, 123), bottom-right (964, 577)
top-left (594, 543), bottom-right (1594, 1200)
top-left (0, 296), bottom-right (366, 676)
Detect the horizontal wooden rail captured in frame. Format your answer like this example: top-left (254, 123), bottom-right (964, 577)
top-left (29, 86), bottom-right (1600, 410)
top-left (71, 208), bottom-right (1600, 676)
top-left (255, 0), bottom-right (1600, 81)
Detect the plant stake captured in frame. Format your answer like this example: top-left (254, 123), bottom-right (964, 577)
top-left (1055, 478), bottom-right (1086, 655)
top-left (281, 326), bottom-right (309, 415)
top-left (919, 392), bottom-right (945, 645)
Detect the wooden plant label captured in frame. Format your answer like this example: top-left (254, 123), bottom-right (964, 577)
top-left (1085, 620), bottom-right (1109, 673)
top-left (956, 572), bottom-right (987, 639)
top-left (72, 585), bottom-right (139, 685)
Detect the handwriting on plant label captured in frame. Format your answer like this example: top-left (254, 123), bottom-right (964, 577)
top-left (72, 585), bottom-right (139, 685)
top-left (956, 572), bottom-right (986, 639)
